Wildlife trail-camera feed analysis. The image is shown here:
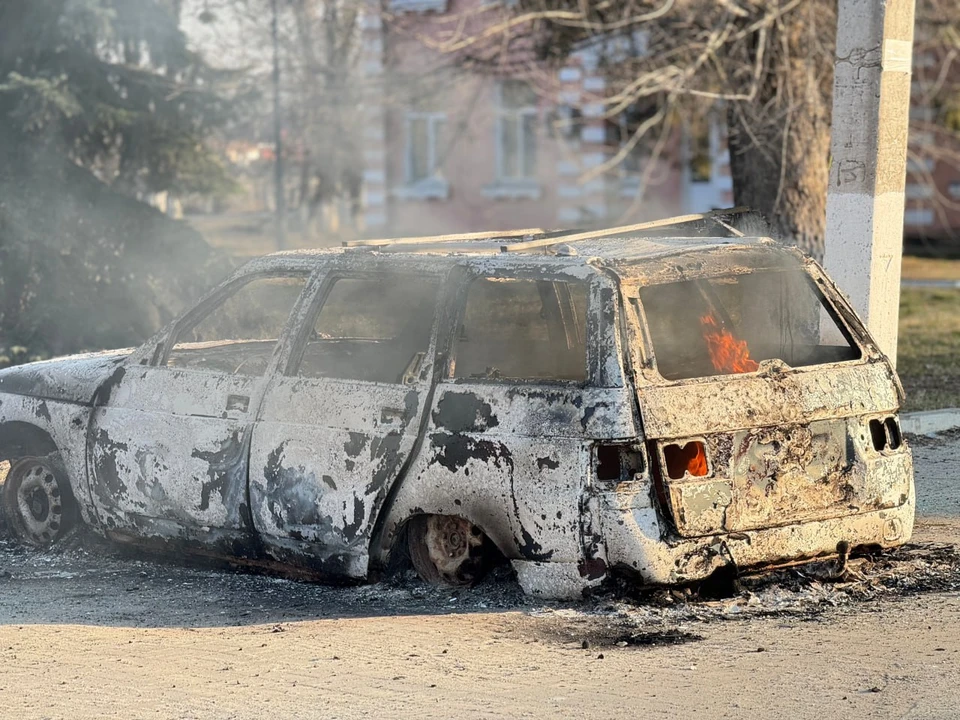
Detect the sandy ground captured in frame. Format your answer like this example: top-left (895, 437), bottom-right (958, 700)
top-left (0, 436), bottom-right (959, 719)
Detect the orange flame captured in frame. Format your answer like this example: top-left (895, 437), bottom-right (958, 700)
top-left (687, 442), bottom-right (708, 476)
top-left (700, 313), bottom-right (759, 374)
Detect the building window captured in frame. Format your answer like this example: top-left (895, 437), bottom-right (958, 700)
top-left (688, 118), bottom-right (713, 184)
top-left (406, 111), bottom-right (446, 183)
top-left (907, 156), bottom-right (936, 173)
top-left (905, 183), bottom-right (934, 200)
top-left (496, 80), bottom-right (538, 182)
top-left (904, 208), bottom-right (935, 226)
top-left (388, 0), bottom-right (448, 12)
top-left (609, 101), bottom-right (660, 178)
top-left (395, 106), bottom-right (449, 200)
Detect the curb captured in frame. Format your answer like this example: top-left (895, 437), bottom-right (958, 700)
top-left (901, 409), bottom-right (960, 437)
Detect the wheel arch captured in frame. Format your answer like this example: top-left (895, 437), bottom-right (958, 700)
top-left (381, 510), bottom-right (512, 573)
top-left (0, 421), bottom-right (60, 463)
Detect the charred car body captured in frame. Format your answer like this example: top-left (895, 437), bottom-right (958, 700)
top-left (0, 225), bottom-right (914, 597)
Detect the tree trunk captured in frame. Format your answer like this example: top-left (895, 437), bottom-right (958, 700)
top-left (727, 11), bottom-right (833, 259)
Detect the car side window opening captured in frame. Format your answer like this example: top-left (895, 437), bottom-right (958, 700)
top-left (166, 275), bottom-right (307, 376)
top-left (298, 276), bottom-right (440, 384)
top-left (452, 277), bottom-right (588, 382)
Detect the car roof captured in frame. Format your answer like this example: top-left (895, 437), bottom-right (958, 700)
top-left (238, 233), bottom-right (790, 278)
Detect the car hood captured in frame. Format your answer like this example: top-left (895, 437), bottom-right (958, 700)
top-left (0, 349), bottom-right (133, 405)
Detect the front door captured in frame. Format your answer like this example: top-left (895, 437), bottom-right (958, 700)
top-left (87, 273), bottom-right (309, 550)
top-left (248, 271), bottom-right (442, 579)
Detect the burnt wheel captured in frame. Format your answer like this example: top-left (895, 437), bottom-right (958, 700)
top-left (1, 455), bottom-right (76, 547)
top-left (407, 514), bottom-right (490, 587)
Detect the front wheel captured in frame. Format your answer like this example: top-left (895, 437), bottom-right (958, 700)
top-left (2, 455), bottom-right (77, 547)
top-left (407, 514), bottom-right (491, 587)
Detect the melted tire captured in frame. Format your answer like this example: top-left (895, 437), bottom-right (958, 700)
top-left (407, 514), bottom-right (490, 587)
top-left (1, 454), bottom-right (77, 547)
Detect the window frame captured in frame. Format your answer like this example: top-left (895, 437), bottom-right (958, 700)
top-left (157, 270), bottom-right (312, 376)
top-left (445, 270), bottom-right (594, 387)
top-left (284, 269), bottom-right (445, 387)
top-left (405, 110), bottom-right (447, 184)
top-left (495, 81), bottom-right (538, 182)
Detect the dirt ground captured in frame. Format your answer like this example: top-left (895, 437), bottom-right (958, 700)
top-left (1, 438), bottom-right (959, 719)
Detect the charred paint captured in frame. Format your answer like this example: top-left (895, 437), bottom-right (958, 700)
top-left (580, 402), bottom-right (610, 432)
top-left (428, 432), bottom-right (514, 474)
top-left (343, 432), bottom-right (370, 472)
top-left (432, 391), bottom-right (500, 433)
top-left (536, 456), bottom-right (560, 471)
top-left (343, 432), bottom-right (368, 458)
top-left (92, 429), bottom-right (130, 502)
top-left (91, 366), bottom-right (126, 406)
top-left (192, 430), bottom-right (248, 516)
top-left (263, 443), bottom-right (324, 528)
top-left (505, 387), bottom-right (584, 409)
top-left (34, 401), bottom-right (51, 423)
top-left (371, 431), bottom-right (404, 493)
top-left (342, 495), bottom-right (366, 540)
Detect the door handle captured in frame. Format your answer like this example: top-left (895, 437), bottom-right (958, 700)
top-left (226, 394), bottom-right (250, 413)
top-left (381, 407), bottom-right (405, 424)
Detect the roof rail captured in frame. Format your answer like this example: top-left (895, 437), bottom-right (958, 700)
top-left (500, 207), bottom-right (751, 252)
top-left (342, 227), bottom-right (546, 248)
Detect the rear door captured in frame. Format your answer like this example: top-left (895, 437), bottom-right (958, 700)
top-left (404, 269), bottom-right (634, 568)
top-left (247, 269), bottom-right (443, 579)
top-left (622, 256), bottom-right (907, 538)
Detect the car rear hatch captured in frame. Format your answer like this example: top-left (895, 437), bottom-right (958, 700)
top-left (621, 246), bottom-right (910, 538)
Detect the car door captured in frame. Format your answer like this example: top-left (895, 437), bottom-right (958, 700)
top-left (247, 269), bottom-right (443, 580)
top-left (86, 271), bottom-right (310, 549)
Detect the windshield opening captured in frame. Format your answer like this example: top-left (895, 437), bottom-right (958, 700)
top-left (637, 269), bottom-right (862, 381)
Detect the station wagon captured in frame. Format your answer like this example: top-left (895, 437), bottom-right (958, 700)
top-left (0, 222), bottom-right (914, 597)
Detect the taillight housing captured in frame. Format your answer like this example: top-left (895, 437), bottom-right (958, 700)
top-left (593, 443), bottom-right (646, 486)
top-left (661, 440), bottom-right (710, 479)
top-left (867, 416), bottom-right (902, 452)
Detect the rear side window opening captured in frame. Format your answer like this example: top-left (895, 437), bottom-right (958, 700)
top-left (451, 277), bottom-right (588, 382)
top-left (637, 269), bottom-right (862, 381)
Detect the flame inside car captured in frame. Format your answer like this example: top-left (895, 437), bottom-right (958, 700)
top-left (700, 313), bottom-right (759, 375)
top-left (686, 441), bottom-right (708, 476)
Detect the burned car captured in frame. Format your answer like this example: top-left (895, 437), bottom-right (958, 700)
top-left (0, 223), bottom-right (914, 597)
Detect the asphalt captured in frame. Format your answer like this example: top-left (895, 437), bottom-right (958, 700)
top-left (911, 430), bottom-right (960, 517)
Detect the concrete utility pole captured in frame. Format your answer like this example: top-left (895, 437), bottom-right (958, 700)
top-left (824, 0), bottom-right (916, 365)
top-left (271, 0), bottom-right (287, 251)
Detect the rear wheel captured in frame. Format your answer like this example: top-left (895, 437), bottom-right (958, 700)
top-left (407, 514), bottom-right (490, 586)
top-left (1, 455), bottom-right (76, 547)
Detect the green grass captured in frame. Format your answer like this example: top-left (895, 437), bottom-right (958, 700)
top-left (898, 287), bottom-right (960, 412)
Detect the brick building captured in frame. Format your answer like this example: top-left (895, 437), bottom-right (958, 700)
top-left (902, 49), bottom-right (960, 245)
top-left (357, 0), bottom-right (733, 239)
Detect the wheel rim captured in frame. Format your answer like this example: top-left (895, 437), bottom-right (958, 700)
top-left (9, 459), bottom-right (64, 546)
top-left (409, 515), bottom-right (486, 586)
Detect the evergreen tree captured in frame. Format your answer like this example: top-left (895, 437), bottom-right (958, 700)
top-left (0, 0), bottom-right (236, 363)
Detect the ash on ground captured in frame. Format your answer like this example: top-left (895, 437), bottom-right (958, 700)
top-left (1, 526), bottom-right (958, 642)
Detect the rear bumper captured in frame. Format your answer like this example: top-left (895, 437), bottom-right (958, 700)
top-left (599, 455), bottom-right (915, 585)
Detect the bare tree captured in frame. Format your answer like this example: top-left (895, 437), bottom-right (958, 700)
top-left (407, 0), bottom-right (958, 254)
top-left (184, 0), bottom-right (364, 239)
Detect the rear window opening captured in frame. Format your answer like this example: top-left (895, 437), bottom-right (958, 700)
top-left (662, 441), bottom-right (709, 479)
top-left (452, 277), bottom-right (587, 382)
top-left (637, 269), bottom-right (862, 381)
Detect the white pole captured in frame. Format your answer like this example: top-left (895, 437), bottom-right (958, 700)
top-left (823, 0), bottom-right (916, 365)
